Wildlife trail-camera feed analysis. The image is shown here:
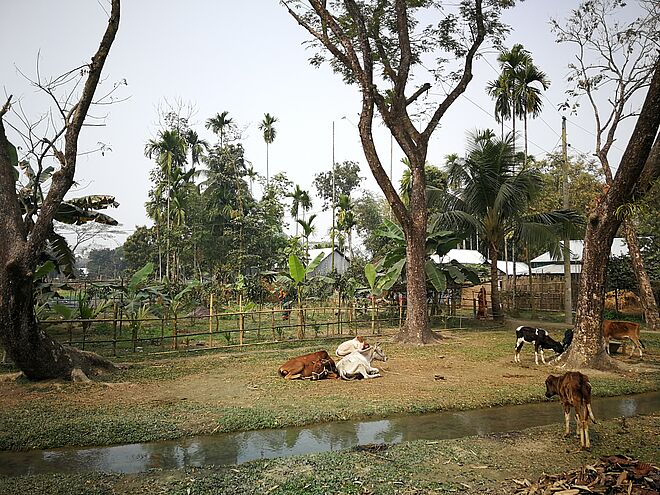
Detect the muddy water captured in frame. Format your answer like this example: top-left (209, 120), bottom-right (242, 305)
top-left (1, 392), bottom-right (658, 477)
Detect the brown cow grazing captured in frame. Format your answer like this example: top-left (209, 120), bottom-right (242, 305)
top-left (603, 320), bottom-right (645, 357)
top-left (545, 372), bottom-right (597, 449)
top-left (278, 351), bottom-right (338, 380)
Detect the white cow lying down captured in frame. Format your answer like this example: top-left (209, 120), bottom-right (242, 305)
top-left (335, 336), bottom-right (369, 357)
top-left (336, 343), bottom-right (387, 380)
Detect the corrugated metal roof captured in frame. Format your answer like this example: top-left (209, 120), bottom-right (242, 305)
top-left (531, 264), bottom-right (582, 275)
top-left (531, 238), bottom-right (629, 263)
top-left (435, 249), bottom-right (487, 265)
top-left (496, 261), bottom-right (530, 275)
top-left (308, 248), bottom-right (349, 262)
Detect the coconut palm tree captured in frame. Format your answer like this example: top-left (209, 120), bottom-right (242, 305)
top-left (205, 111), bottom-right (234, 148)
top-left (441, 130), bottom-right (581, 320)
top-left (258, 113), bottom-right (278, 186)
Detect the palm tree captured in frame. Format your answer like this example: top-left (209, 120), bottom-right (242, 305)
top-left (487, 44), bottom-right (532, 152)
top-left (297, 214), bottom-right (317, 262)
top-left (184, 129), bottom-right (209, 167)
top-left (441, 130), bottom-right (580, 320)
top-left (205, 111), bottom-right (234, 148)
top-left (486, 74), bottom-right (512, 140)
top-left (288, 184), bottom-right (312, 235)
top-left (515, 62), bottom-right (550, 167)
top-left (244, 164), bottom-right (259, 196)
top-left (337, 194), bottom-right (357, 261)
top-left (258, 113), bottom-right (278, 186)
top-left (145, 129), bottom-right (188, 280)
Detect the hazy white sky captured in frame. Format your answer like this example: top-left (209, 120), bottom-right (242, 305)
top-left (1, 1), bottom-right (641, 251)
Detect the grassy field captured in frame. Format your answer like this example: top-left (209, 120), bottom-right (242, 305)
top-left (0, 322), bottom-right (657, 452)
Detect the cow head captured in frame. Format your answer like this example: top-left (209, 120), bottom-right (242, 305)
top-left (545, 375), bottom-right (560, 398)
top-left (311, 360), bottom-right (328, 380)
top-left (372, 343), bottom-right (388, 362)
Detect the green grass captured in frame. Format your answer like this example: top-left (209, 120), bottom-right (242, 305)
top-left (1, 327), bottom-right (658, 451)
top-left (1, 415), bottom-right (658, 495)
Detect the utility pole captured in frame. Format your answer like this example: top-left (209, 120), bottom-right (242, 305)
top-left (562, 116), bottom-right (573, 325)
top-left (331, 121), bottom-right (336, 272)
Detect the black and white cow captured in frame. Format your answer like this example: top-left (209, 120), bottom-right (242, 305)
top-left (514, 326), bottom-right (565, 365)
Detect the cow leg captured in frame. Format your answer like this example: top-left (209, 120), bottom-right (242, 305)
top-left (605, 337), bottom-right (610, 355)
top-left (583, 420), bottom-right (590, 448)
top-left (540, 349), bottom-right (547, 365)
top-left (563, 406), bottom-right (571, 436)
top-left (515, 339), bottom-right (524, 363)
top-left (285, 373), bottom-right (302, 380)
top-left (630, 338), bottom-right (643, 358)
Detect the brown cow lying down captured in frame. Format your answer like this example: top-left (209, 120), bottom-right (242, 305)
top-left (278, 350), bottom-right (338, 380)
top-left (603, 320), bottom-right (645, 357)
top-left (545, 371), bottom-right (597, 449)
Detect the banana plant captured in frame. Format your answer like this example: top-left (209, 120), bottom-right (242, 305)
top-left (154, 279), bottom-right (200, 349)
top-left (376, 218), bottom-right (480, 294)
top-left (110, 263), bottom-right (160, 352)
top-left (364, 262), bottom-right (402, 334)
top-left (53, 292), bottom-right (110, 350)
top-left (275, 252), bottom-right (325, 339)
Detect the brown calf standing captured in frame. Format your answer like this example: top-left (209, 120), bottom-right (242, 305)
top-left (545, 372), bottom-right (597, 449)
top-left (603, 320), bottom-right (644, 357)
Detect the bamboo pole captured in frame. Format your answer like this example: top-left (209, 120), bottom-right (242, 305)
top-left (208, 293), bottom-right (214, 347)
top-left (239, 293), bottom-right (244, 346)
top-left (112, 303), bottom-right (118, 357)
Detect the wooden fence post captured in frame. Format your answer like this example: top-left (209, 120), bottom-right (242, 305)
top-left (112, 303), bottom-right (118, 357)
top-left (208, 293), bottom-right (214, 347)
top-left (173, 314), bottom-right (179, 350)
top-left (271, 307), bottom-right (276, 339)
top-left (239, 294), bottom-right (245, 346)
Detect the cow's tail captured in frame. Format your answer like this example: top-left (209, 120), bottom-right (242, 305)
top-left (587, 403), bottom-right (597, 424)
top-left (640, 339), bottom-right (646, 349)
top-left (579, 374), bottom-right (597, 424)
top-left (278, 368), bottom-right (287, 378)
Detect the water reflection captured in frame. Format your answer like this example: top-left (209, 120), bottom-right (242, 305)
top-left (1, 392), bottom-right (657, 477)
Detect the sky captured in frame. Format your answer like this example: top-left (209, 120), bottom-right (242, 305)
top-left (0, 1), bottom-right (643, 252)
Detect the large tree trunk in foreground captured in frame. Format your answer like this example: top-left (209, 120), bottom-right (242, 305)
top-left (0, 0), bottom-right (120, 380)
top-left (622, 220), bottom-right (659, 330)
top-left (396, 160), bottom-right (435, 343)
top-left (557, 63), bottom-right (660, 369)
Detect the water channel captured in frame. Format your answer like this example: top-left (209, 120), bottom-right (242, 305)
top-left (1, 392), bottom-right (658, 477)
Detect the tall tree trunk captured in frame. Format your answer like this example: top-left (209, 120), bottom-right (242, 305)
top-left (622, 219), bottom-right (659, 330)
top-left (490, 242), bottom-right (503, 320)
top-left (395, 158), bottom-right (434, 343)
top-left (558, 62), bottom-right (660, 369)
